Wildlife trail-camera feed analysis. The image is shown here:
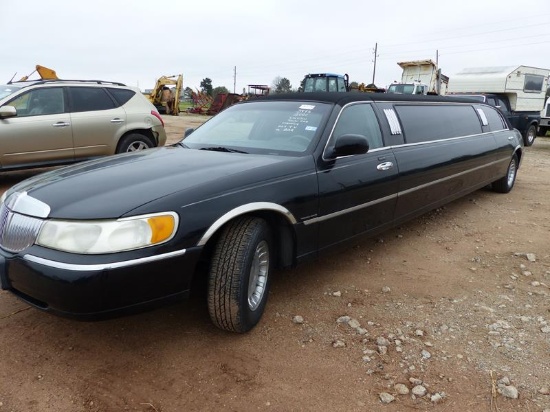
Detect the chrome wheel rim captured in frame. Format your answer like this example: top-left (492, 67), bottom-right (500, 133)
top-left (248, 240), bottom-right (269, 311)
top-left (507, 159), bottom-right (517, 187)
top-left (126, 141), bottom-right (149, 152)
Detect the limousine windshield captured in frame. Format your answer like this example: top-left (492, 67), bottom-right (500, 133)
top-left (183, 101), bottom-right (332, 155)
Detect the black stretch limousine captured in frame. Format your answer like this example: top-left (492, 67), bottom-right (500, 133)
top-left (0, 93), bottom-right (523, 333)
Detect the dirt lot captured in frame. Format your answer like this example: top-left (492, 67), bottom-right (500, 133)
top-left (1, 113), bottom-right (549, 412)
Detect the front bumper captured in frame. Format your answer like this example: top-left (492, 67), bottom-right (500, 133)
top-left (0, 245), bottom-right (202, 320)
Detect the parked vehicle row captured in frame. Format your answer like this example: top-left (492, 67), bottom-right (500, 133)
top-left (0, 92), bottom-right (523, 333)
top-left (0, 79), bottom-right (167, 171)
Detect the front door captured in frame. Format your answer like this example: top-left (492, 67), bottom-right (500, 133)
top-left (0, 87), bottom-right (74, 168)
top-left (315, 103), bottom-right (398, 251)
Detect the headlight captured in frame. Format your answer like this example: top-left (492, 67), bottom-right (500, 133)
top-left (36, 212), bottom-right (178, 254)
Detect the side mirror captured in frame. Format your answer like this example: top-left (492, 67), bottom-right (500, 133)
top-left (0, 106), bottom-right (17, 119)
top-left (183, 127), bottom-right (194, 138)
top-left (327, 134), bottom-right (370, 158)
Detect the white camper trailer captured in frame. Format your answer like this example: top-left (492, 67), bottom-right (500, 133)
top-left (447, 66), bottom-right (550, 146)
top-left (448, 66), bottom-right (548, 111)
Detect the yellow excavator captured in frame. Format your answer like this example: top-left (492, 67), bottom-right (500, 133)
top-left (147, 74), bottom-right (183, 115)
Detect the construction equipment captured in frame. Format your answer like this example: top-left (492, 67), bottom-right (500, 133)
top-left (9, 65), bottom-right (59, 83)
top-left (350, 82), bottom-right (386, 93)
top-left (147, 74), bottom-right (183, 115)
top-left (302, 73), bottom-right (349, 92)
top-left (188, 90), bottom-right (213, 114)
top-left (386, 60), bottom-right (448, 95)
top-left (207, 93), bottom-right (242, 115)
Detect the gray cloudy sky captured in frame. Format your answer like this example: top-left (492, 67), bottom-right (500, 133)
top-left (2, 0), bottom-right (550, 92)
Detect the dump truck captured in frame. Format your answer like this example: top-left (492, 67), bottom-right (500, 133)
top-left (447, 65), bottom-right (550, 146)
top-left (386, 59), bottom-right (448, 95)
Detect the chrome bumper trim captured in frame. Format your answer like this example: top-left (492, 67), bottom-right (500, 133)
top-left (23, 249), bottom-right (187, 271)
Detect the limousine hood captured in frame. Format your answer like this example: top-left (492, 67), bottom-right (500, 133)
top-left (7, 146), bottom-right (309, 220)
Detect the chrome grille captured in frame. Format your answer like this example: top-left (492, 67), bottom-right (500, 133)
top-left (0, 203), bottom-right (43, 252)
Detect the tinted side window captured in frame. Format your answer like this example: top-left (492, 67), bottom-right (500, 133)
top-left (107, 88), bottom-right (136, 106)
top-left (396, 104), bottom-right (482, 143)
top-left (70, 87), bottom-right (116, 112)
top-left (8, 87), bottom-right (65, 117)
top-left (481, 105), bottom-right (507, 131)
top-left (332, 104), bottom-right (383, 149)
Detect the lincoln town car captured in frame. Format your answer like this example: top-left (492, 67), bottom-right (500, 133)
top-left (0, 93), bottom-right (523, 333)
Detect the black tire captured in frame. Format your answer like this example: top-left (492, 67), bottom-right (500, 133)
top-left (523, 125), bottom-right (536, 146)
top-left (207, 217), bottom-right (272, 333)
top-left (537, 126), bottom-right (548, 137)
top-left (492, 154), bottom-right (518, 193)
top-left (116, 134), bottom-right (155, 153)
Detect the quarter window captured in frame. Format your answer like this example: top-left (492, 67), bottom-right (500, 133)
top-left (396, 105), bottom-right (482, 143)
top-left (331, 104), bottom-right (383, 150)
top-left (70, 87), bottom-right (116, 112)
top-left (107, 88), bottom-right (136, 106)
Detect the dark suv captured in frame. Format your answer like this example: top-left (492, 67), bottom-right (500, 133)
top-left (0, 80), bottom-right (167, 171)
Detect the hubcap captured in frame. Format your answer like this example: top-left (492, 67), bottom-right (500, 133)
top-left (126, 142), bottom-right (148, 152)
top-left (527, 129), bottom-right (536, 144)
top-left (248, 240), bottom-right (269, 311)
top-left (507, 159), bottom-right (517, 187)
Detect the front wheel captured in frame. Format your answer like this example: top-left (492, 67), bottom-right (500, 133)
top-left (492, 154), bottom-right (518, 193)
top-left (207, 217), bottom-right (272, 333)
top-left (523, 125), bottom-right (536, 146)
top-left (116, 134), bottom-right (155, 153)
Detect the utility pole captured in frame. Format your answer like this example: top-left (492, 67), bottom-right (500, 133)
top-left (372, 42), bottom-right (378, 85)
top-left (233, 66), bottom-right (237, 93)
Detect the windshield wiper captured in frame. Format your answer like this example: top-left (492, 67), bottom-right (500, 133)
top-left (176, 141), bottom-right (190, 148)
top-left (200, 146), bottom-right (248, 154)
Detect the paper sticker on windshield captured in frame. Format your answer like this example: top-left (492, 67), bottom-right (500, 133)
top-left (305, 126), bottom-right (317, 131)
top-left (299, 104), bottom-right (315, 110)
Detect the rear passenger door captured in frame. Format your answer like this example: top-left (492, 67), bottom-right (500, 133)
top-left (386, 103), bottom-right (498, 225)
top-left (68, 87), bottom-right (127, 158)
top-left (316, 103), bottom-right (399, 250)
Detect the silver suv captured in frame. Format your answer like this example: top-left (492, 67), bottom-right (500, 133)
top-left (0, 79), bottom-right (167, 171)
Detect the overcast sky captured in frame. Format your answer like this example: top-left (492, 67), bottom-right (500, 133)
top-left (2, 0), bottom-right (550, 93)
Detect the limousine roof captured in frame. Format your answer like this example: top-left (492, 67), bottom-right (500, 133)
top-left (259, 92), bottom-right (478, 106)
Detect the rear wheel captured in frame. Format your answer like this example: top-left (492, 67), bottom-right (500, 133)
top-left (207, 217), bottom-right (272, 333)
top-left (492, 154), bottom-right (518, 193)
top-left (523, 125), bottom-right (536, 146)
top-left (116, 134), bottom-right (154, 153)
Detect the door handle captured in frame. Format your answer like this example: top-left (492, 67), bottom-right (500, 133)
top-left (52, 122), bottom-right (70, 127)
top-left (110, 118), bottom-right (124, 124)
top-left (377, 161), bottom-right (394, 171)
top-left (507, 136), bottom-right (514, 140)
